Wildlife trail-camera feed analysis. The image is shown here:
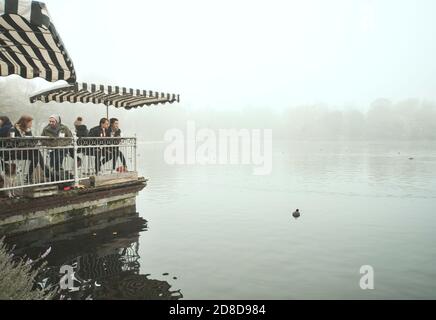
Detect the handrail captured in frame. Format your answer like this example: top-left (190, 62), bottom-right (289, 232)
top-left (0, 137), bottom-right (137, 195)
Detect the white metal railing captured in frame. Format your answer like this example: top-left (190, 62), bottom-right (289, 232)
top-left (0, 137), bottom-right (137, 196)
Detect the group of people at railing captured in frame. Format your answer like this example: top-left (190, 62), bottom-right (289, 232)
top-left (73, 116), bottom-right (128, 174)
top-left (0, 114), bottom-right (128, 184)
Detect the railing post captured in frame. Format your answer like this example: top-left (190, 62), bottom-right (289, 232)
top-left (134, 135), bottom-right (137, 172)
top-left (73, 134), bottom-right (79, 188)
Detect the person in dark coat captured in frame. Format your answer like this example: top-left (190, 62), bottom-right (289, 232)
top-left (89, 118), bottom-right (112, 173)
top-left (106, 118), bottom-right (127, 171)
top-left (0, 116), bottom-right (13, 138)
top-left (74, 117), bottom-right (89, 138)
top-left (89, 118), bottom-right (110, 138)
top-left (107, 118), bottom-right (121, 138)
top-left (72, 117), bottom-right (89, 167)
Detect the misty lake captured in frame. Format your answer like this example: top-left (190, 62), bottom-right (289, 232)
top-left (5, 140), bottom-right (436, 299)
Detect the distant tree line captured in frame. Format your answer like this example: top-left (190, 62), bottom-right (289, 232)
top-left (277, 98), bottom-right (436, 140)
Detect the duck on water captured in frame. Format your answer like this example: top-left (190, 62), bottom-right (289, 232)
top-left (292, 209), bottom-right (301, 219)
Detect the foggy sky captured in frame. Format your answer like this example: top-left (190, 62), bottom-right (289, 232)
top-left (38, 0), bottom-right (436, 111)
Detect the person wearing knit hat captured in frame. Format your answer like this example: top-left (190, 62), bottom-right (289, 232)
top-left (49, 115), bottom-right (61, 125)
top-left (42, 115), bottom-right (74, 175)
top-left (42, 115), bottom-right (72, 138)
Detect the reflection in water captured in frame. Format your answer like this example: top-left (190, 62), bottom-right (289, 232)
top-left (4, 207), bottom-right (183, 300)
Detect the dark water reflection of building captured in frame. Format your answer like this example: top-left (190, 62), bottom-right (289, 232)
top-left (4, 207), bottom-right (183, 300)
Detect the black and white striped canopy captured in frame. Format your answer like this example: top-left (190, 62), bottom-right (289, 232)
top-left (0, 0), bottom-right (76, 83)
top-left (30, 82), bottom-right (180, 109)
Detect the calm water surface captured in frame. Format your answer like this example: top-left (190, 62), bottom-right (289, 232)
top-left (6, 141), bottom-right (436, 299)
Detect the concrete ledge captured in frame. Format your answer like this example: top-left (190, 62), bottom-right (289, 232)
top-left (0, 178), bottom-right (147, 236)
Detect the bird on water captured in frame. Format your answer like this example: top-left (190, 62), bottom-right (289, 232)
top-left (293, 209), bottom-right (301, 219)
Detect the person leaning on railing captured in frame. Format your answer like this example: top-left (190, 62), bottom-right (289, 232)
top-left (6, 115), bottom-right (51, 183)
top-left (41, 115), bottom-right (73, 175)
top-left (73, 117), bottom-right (89, 167)
top-left (74, 117), bottom-right (89, 138)
top-left (88, 118), bottom-right (112, 174)
top-left (107, 118), bottom-right (127, 172)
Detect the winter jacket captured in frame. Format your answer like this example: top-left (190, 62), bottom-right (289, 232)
top-left (41, 123), bottom-right (73, 138)
top-left (0, 121), bottom-right (13, 138)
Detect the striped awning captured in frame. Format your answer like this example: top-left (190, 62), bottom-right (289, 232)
top-left (30, 82), bottom-right (180, 109)
top-left (0, 0), bottom-right (76, 83)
